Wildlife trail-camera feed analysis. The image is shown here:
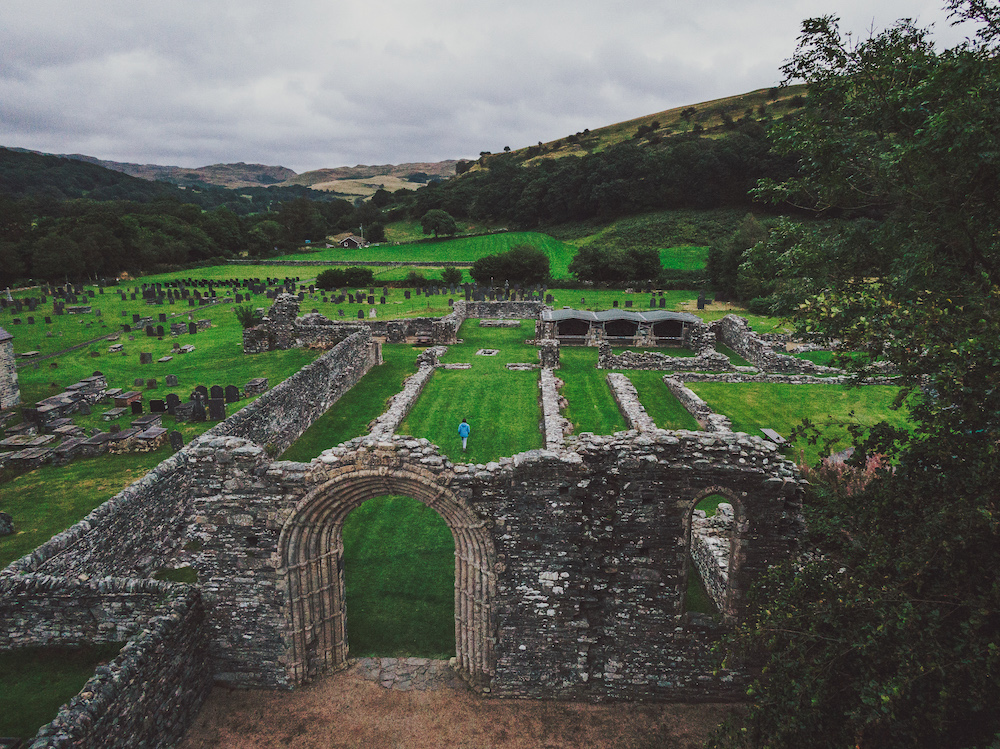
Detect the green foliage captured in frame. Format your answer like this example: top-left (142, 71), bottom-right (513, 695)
top-left (232, 303), bottom-right (263, 329)
top-left (712, 5), bottom-right (1000, 745)
top-left (469, 243), bottom-right (550, 286)
top-left (440, 266), bottom-right (463, 286)
top-left (315, 266), bottom-right (376, 289)
top-left (420, 208), bottom-right (457, 237)
top-left (568, 245), bottom-right (661, 284)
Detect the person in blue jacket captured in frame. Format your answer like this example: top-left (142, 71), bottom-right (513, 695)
top-left (458, 418), bottom-right (471, 451)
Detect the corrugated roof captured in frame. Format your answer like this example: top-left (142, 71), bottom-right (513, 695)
top-left (541, 308), bottom-right (701, 324)
top-left (0, 326), bottom-right (12, 343)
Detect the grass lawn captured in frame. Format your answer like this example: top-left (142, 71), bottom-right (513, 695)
top-left (0, 643), bottom-right (123, 738)
top-left (687, 383), bottom-right (911, 465)
top-left (557, 348), bottom-right (700, 434)
top-left (272, 231), bottom-right (580, 279)
top-left (343, 495), bottom-right (454, 658)
top-left (715, 343), bottom-right (752, 367)
top-left (281, 345), bottom-right (420, 461)
top-left (399, 320), bottom-right (543, 463)
top-left (659, 245), bottom-right (709, 271)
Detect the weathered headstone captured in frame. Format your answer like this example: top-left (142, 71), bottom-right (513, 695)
top-left (165, 374), bottom-right (179, 386)
top-left (134, 377), bottom-right (145, 387)
top-left (224, 385), bottom-right (240, 403)
top-left (210, 385), bottom-right (224, 400)
top-left (190, 399), bottom-right (207, 422)
top-left (194, 385), bottom-right (209, 400)
top-left (404, 290), bottom-right (411, 300)
top-left (165, 393), bottom-right (181, 415)
top-left (158, 313), bottom-right (167, 322)
top-left (156, 325), bottom-right (164, 336)
top-left (169, 430), bottom-right (184, 451)
top-left (139, 352), bottom-right (152, 365)
top-left (131, 401), bottom-right (143, 415)
top-left (150, 399), bottom-right (166, 413)
top-left (188, 321), bottom-right (198, 335)
top-left (146, 378), bottom-right (157, 389)
top-left (207, 398), bottom-right (226, 420)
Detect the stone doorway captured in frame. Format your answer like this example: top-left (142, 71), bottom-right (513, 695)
top-left (278, 467), bottom-right (496, 690)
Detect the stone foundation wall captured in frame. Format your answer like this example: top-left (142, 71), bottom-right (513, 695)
top-left (711, 315), bottom-right (842, 375)
top-left (691, 504), bottom-right (734, 613)
top-left (606, 373), bottom-right (656, 432)
top-left (539, 368), bottom-right (571, 450)
top-left (0, 576), bottom-right (210, 748)
top-left (597, 342), bottom-right (733, 372)
top-left (673, 371), bottom-right (900, 385)
top-left (0, 336), bottom-right (19, 410)
top-left (663, 377), bottom-right (733, 432)
top-left (454, 300), bottom-right (546, 320)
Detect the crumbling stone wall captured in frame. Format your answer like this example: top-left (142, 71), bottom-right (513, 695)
top-left (664, 377), bottom-right (733, 432)
top-left (0, 326), bottom-right (21, 410)
top-left (606, 373), bottom-right (656, 432)
top-left (597, 342), bottom-right (733, 371)
top-left (171, 431), bottom-right (802, 699)
top-left (0, 576), bottom-right (210, 748)
top-left (691, 503), bottom-right (735, 613)
top-left (712, 315), bottom-right (842, 375)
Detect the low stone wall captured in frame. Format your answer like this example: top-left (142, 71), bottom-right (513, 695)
top-left (2, 331), bottom-right (379, 580)
top-left (454, 300), bottom-right (546, 320)
top-left (368, 364), bottom-right (438, 440)
top-left (539, 368), bottom-right (571, 450)
top-left (1, 575), bottom-right (210, 748)
top-left (663, 377), bottom-right (733, 432)
top-left (0, 334), bottom-right (20, 410)
top-left (712, 315), bottom-right (842, 375)
top-left (606, 373), bottom-right (657, 432)
top-left (538, 339), bottom-right (560, 369)
top-left (673, 371), bottom-right (901, 385)
top-left (691, 504), bottom-right (734, 613)
top-left (597, 342), bottom-right (733, 372)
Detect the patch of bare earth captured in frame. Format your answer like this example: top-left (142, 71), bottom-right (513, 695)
top-left (180, 664), bottom-right (741, 749)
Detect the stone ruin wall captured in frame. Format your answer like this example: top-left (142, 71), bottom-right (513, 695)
top-left (597, 342), bottom-right (733, 372)
top-left (711, 314), bottom-right (841, 375)
top-left (691, 505), bottom-right (735, 613)
top-left (174, 431), bottom-right (803, 699)
top-left (0, 332), bottom-right (20, 410)
top-left (0, 575), bottom-right (210, 748)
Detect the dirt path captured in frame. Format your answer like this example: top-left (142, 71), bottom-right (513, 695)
top-left (180, 661), bottom-right (741, 749)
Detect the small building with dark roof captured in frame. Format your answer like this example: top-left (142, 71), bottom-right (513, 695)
top-left (338, 235), bottom-right (369, 249)
top-left (0, 325), bottom-right (19, 410)
top-left (538, 308), bottom-right (705, 348)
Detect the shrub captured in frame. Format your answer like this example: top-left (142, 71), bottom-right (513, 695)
top-left (441, 267), bottom-right (463, 286)
top-left (316, 267), bottom-right (375, 290)
top-left (469, 244), bottom-right (550, 287)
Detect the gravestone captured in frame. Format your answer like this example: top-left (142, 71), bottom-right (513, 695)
top-left (367, 296), bottom-right (375, 305)
top-left (189, 299), bottom-right (196, 307)
top-left (79, 403), bottom-right (91, 416)
top-left (659, 298), bottom-right (666, 308)
top-left (194, 385), bottom-right (209, 400)
top-left (146, 325), bottom-right (155, 337)
top-left (224, 385), bottom-right (240, 403)
top-left (134, 378), bottom-right (145, 387)
top-left (158, 313), bottom-right (167, 322)
top-left (405, 290), bottom-right (411, 300)
top-left (165, 374), bottom-right (179, 386)
top-left (45, 317), bottom-right (52, 324)
top-left (650, 297), bottom-right (657, 308)
top-left (146, 378), bottom-right (157, 389)
top-left (210, 385), bottom-right (224, 400)
top-left (133, 314), bottom-right (141, 323)
top-left (358, 310), bottom-right (364, 319)
top-left (131, 401), bottom-right (143, 415)
top-left (165, 393), bottom-right (181, 415)
top-left (697, 293), bottom-right (706, 310)
top-left (156, 325), bottom-right (164, 337)
top-left (150, 399), bottom-right (166, 413)
top-left (190, 400), bottom-right (207, 422)
top-left (188, 322), bottom-right (197, 335)
top-left (169, 431), bottom-right (184, 452)
top-left (173, 402), bottom-right (194, 421)
top-left (546, 294), bottom-right (554, 303)
top-left (207, 398), bottom-right (226, 421)
top-left (624, 301), bottom-right (632, 308)
top-left (139, 352), bottom-right (153, 364)
top-left (613, 300), bottom-right (619, 308)
top-left (380, 297), bottom-right (386, 305)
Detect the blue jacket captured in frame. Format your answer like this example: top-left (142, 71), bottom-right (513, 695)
top-left (458, 422), bottom-right (470, 437)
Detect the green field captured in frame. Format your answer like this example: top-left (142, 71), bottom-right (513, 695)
top-left (399, 320), bottom-right (543, 463)
top-left (343, 495), bottom-right (455, 658)
top-left (687, 383), bottom-right (911, 465)
top-left (0, 643), bottom-right (123, 739)
top-left (271, 231), bottom-right (580, 278)
top-left (557, 347), bottom-right (699, 434)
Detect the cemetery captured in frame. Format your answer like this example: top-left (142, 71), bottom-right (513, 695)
top-left (0, 272), bottom-right (908, 746)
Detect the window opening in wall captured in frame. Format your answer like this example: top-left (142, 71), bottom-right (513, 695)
top-left (342, 494), bottom-right (456, 658)
top-left (684, 493), bottom-right (735, 620)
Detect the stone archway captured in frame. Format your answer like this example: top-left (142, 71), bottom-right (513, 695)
top-left (685, 486), bottom-right (746, 622)
top-left (278, 467), bottom-right (496, 690)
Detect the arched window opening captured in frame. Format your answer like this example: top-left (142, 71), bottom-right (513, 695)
top-left (684, 491), bottom-right (739, 622)
top-left (342, 495), bottom-right (455, 658)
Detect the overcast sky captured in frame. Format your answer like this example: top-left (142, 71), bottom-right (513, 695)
top-left (0, 0), bottom-right (977, 172)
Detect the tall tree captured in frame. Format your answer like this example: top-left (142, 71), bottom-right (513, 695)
top-left (713, 4), bottom-right (1000, 747)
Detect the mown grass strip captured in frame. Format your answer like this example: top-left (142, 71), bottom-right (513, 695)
top-left (626, 372), bottom-right (700, 430)
top-left (399, 321), bottom-right (543, 462)
top-left (343, 495), bottom-right (455, 658)
top-left (280, 345), bottom-right (420, 461)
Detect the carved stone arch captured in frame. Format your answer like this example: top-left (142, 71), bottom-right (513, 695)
top-left (684, 485), bottom-right (747, 622)
top-left (278, 467), bottom-right (496, 689)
